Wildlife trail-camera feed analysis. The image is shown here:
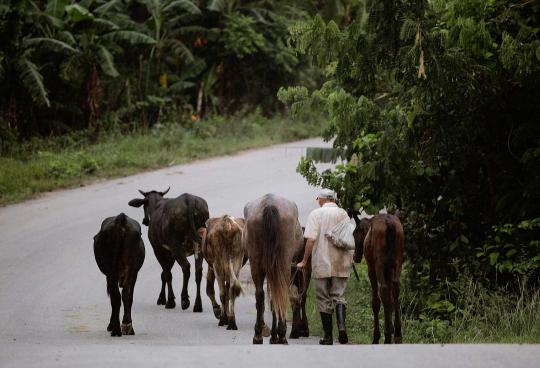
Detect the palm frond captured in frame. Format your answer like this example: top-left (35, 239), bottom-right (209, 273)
top-left (65, 4), bottom-right (95, 23)
top-left (169, 39), bottom-right (194, 62)
top-left (25, 37), bottom-right (78, 54)
top-left (103, 30), bottom-right (156, 45)
top-left (45, 0), bottom-right (68, 18)
top-left (60, 53), bottom-right (85, 81)
top-left (94, 0), bottom-right (122, 15)
top-left (57, 31), bottom-right (77, 46)
top-left (207, 0), bottom-right (226, 13)
top-left (164, 0), bottom-right (201, 15)
top-left (17, 57), bottom-right (50, 107)
top-left (96, 46), bottom-right (119, 77)
top-left (93, 17), bottom-right (120, 32)
top-left (169, 80), bottom-right (195, 93)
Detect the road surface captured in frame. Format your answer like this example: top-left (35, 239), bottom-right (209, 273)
top-left (0, 138), bottom-right (538, 367)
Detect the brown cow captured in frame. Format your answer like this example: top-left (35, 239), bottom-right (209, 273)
top-left (353, 214), bottom-right (404, 344)
top-left (202, 215), bottom-right (246, 330)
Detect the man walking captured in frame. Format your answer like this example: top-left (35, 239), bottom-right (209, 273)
top-left (297, 189), bottom-right (353, 345)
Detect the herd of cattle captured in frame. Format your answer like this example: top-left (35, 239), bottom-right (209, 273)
top-left (93, 190), bottom-right (404, 344)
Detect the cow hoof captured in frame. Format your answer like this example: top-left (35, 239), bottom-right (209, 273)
top-left (289, 329), bottom-right (300, 339)
top-left (121, 323), bottom-right (134, 335)
top-left (278, 337), bottom-right (288, 345)
top-left (227, 321), bottom-right (238, 330)
top-left (110, 326), bottom-right (122, 337)
top-left (394, 336), bottom-right (402, 344)
top-left (193, 300), bottom-right (202, 313)
top-left (157, 295), bottom-right (166, 305)
top-left (181, 298), bottom-right (190, 310)
top-left (165, 299), bottom-right (176, 309)
top-left (262, 324), bottom-right (271, 337)
top-left (212, 305), bottom-right (221, 319)
top-left (253, 336), bottom-right (263, 344)
top-left (269, 336), bottom-right (279, 344)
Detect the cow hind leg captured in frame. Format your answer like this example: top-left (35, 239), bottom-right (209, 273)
top-left (227, 283), bottom-right (238, 330)
top-left (252, 273), bottom-right (265, 344)
top-left (163, 269), bottom-right (176, 309)
top-left (277, 315), bottom-right (288, 345)
top-left (368, 268), bottom-right (381, 344)
top-left (289, 286), bottom-right (301, 339)
top-left (157, 272), bottom-right (166, 306)
top-left (193, 254), bottom-right (203, 312)
top-left (380, 281), bottom-right (394, 344)
top-left (107, 277), bottom-right (122, 337)
top-left (217, 278), bottom-right (228, 326)
top-left (157, 255), bottom-right (175, 307)
top-left (269, 309), bottom-right (279, 344)
top-left (393, 280), bottom-right (402, 344)
top-left (206, 266), bottom-right (221, 319)
top-left (177, 256), bottom-right (191, 310)
top-left (121, 280), bottom-right (136, 335)
top-left (299, 291), bottom-right (310, 337)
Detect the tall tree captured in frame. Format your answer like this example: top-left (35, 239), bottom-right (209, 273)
top-left (280, 0), bottom-right (540, 311)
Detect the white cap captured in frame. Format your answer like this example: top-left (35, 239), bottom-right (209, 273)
top-left (317, 188), bottom-right (336, 200)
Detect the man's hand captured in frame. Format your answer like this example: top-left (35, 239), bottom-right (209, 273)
top-left (297, 260), bottom-right (307, 269)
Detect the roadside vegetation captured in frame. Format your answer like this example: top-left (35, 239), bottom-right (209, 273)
top-left (0, 112), bottom-right (325, 205)
top-left (304, 264), bottom-right (540, 344)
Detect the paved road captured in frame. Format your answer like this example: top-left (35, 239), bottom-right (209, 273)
top-left (0, 138), bottom-right (538, 367)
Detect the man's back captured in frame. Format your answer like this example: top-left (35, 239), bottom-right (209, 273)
top-left (304, 203), bottom-right (352, 278)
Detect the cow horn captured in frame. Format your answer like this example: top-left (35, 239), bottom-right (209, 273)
top-left (138, 189), bottom-right (147, 196)
top-left (161, 187), bottom-right (170, 196)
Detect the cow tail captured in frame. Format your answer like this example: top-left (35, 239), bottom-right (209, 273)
top-left (262, 205), bottom-right (288, 320)
top-left (115, 213), bottom-right (128, 288)
top-left (187, 196), bottom-right (201, 242)
top-left (384, 217), bottom-right (396, 268)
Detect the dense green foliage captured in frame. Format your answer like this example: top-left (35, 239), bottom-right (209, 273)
top-left (0, 0), bottom-right (329, 147)
top-left (280, 0), bottom-right (540, 316)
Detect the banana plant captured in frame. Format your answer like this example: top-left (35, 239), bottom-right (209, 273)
top-left (140, 0), bottom-right (201, 89)
top-left (0, 0), bottom-right (77, 133)
top-left (58, 1), bottom-right (155, 132)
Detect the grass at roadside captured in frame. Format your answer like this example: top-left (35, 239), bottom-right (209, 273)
top-left (0, 113), bottom-right (325, 206)
top-left (303, 263), bottom-right (540, 343)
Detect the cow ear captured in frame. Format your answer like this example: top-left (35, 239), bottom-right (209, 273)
top-left (128, 198), bottom-right (145, 207)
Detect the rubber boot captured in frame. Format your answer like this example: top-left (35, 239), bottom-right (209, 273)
top-left (336, 304), bottom-right (348, 344)
top-left (319, 312), bottom-right (333, 345)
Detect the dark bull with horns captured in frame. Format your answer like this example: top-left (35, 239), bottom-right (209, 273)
top-left (129, 188), bottom-right (209, 312)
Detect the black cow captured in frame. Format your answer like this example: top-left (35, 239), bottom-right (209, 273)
top-left (128, 188), bottom-right (209, 312)
top-left (93, 213), bottom-right (145, 336)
